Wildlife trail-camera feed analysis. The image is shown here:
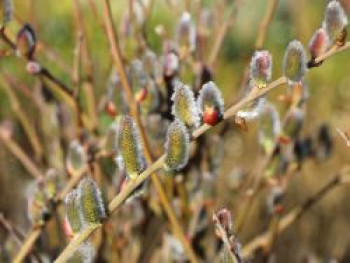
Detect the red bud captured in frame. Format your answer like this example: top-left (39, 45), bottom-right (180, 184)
top-left (203, 106), bottom-right (219, 126)
top-left (106, 101), bottom-right (117, 117)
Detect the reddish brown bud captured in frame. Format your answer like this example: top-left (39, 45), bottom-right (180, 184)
top-left (203, 106), bottom-right (219, 126)
top-left (106, 101), bottom-right (118, 117)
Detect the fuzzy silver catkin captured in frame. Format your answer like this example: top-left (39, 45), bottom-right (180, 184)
top-left (66, 140), bottom-right (87, 176)
top-left (258, 102), bottom-right (281, 154)
top-left (118, 116), bottom-right (146, 179)
top-left (104, 118), bottom-right (121, 153)
top-left (323, 0), bottom-right (348, 42)
top-left (130, 59), bottom-right (148, 91)
top-left (164, 119), bottom-right (190, 171)
top-left (142, 49), bottom-right (161, 80)
top-left (176, 11), bottom-right (196, 52)
top-left (163, 51), bottom-right (179, 77)
top-left (249, 50), bottom-right (273, 88)
top-left (65, 190), bottom-right (82, 234)
top-left (283, 107), bottom-right (304, 139)
top-left (283, 40), bottom-right (307, 84)
top-left (308, 28), bottom-right (329, 59)
top-left (197, 81), bottom-right (225, 116)
top-left (78, 178), bottom-right (106, 226)
top-left (67, 242), bottom-right (95, 263)
top-left (171, 82), bottom-right (200, 128)
top-left (0, 0), bottom-right (12, 27)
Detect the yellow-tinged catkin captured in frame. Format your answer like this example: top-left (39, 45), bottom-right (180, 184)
top-left (164, 119), bottom-right (190, 171)
top-left (78, 178), bottom-right (106, 226)
top-left (171, 82), bottom-right (200, 128)
top-left (118, 116), bottom-right (145, 179)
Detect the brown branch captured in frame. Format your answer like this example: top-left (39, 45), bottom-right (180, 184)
top-left (207, 2), bottom-right (240, 68)
top-left (0, 126), bottom-right (44, 181)
top-left (0, 75), bottom-right (43, 160)
top-left (242, 167), bottom-right (350, 259)
top-left (337, 127), bottom-right (350, 147)
top-left (255, 0), bottom-right (279, 49)
top-left (72, 0), bottom-right (99, 130)
top-left (53, 40), bottom-right (350, 263)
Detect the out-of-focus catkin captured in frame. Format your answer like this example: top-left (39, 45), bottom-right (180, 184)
top-left (283, 40), bottom-right (307, 84)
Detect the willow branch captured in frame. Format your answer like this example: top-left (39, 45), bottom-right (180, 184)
top-left (53, 40), bottom-right (350, 262)
top-left (208, 3), bottom-right (239, 68)
top-left (255, 0), bottom-right (279, 49)
top-left (242, 167), bottom-right (350, 259)
top-left (13, 227), bottom-right (42, 263)
top-left (54, 225), bottom-right (101, 263)
top-left (14, 165), bottom-right (88, 262)
top-left (73, 0), bottom-right (99, 130)
top-left (0, 127), bottom-right (44, 180)
top-left (0, 76), bottom-right (43, 160)
top-left (0, 27), bottom-right (92, 133)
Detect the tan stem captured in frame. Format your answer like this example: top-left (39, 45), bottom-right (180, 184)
top-left (13, 227), bottom-right (42, 263)
top-left (242, 168), bottom-right (350, 258)
top-left (0, 76), bottom-right (43, 160)
top-left (0, 129), bottom-right (44, 180)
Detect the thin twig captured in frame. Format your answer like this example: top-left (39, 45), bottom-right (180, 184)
top-left (14, 165), bottom-right (88, 262)
top-left (54, 225), bottom-right (101, 263)
top-left (13, 227), bottom-right (42, 263)
top-left (0, 213), bottom-right (23, 247)
top-left (255, 0), bottom-right (279, 49)
top-left (242, 167), bottom-right (350, 259)
top-left (0, 75), bottom-right (43, 160)
top-left (73, 0), bottom-right (99, 130)
top-left (0, 127), bottom-right (44, 180)
top-left (336, 127), bottom-right (350, 147)
top-left (13, 13), bottom-right (73, 76)
top-left (213, 213), bottom-right (241, 263)
top-left (0, 28), bottom-right (91, 134)
top-left (207, 2), bottom-right (239, 68)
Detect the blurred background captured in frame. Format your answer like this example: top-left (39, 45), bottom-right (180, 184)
top-left (1, 0), bottom-right (350, 262)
